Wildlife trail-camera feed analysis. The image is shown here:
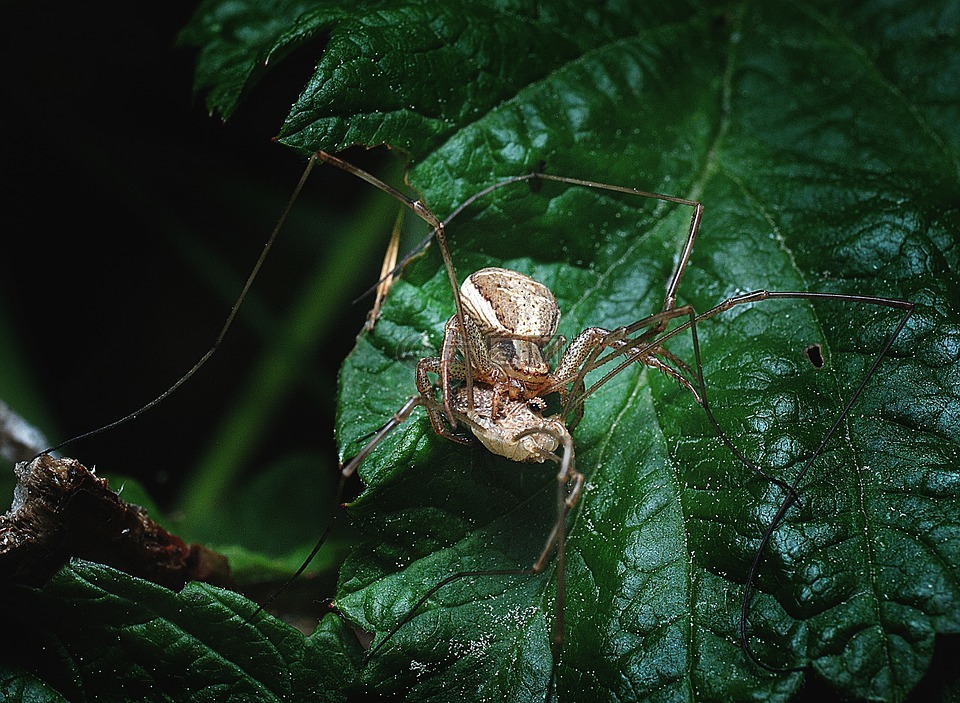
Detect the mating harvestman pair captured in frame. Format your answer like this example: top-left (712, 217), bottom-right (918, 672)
top-left (273, 151), bottom-right (915, 685)
top-left (38, 147), bottom-right (914, 691)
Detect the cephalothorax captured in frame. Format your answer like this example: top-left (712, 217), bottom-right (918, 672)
top-left (416, 267), bottom-right (559, 431)
top-left (458, 267), bottom-right (559, 388)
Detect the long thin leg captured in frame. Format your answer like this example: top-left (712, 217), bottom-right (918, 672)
top-left (415, 355), bottom-right (473, 442)
top-left (247, 394), bottom-right (430, 622)
top-left (558, 305), bottom-right (693, 423)
top-left (358, 167), bottom-right (702, 297)
top-left (738, 299), bottom-right (914, 670)
top-left (559, 291), bottom-right (914, 516)
top-left (340, 395), bottom-right (431, 478)
top-left (351, 171), bottom-right (543, 305)
top-left (571, 290), bottom-right (913, 413)
top-left (37, 151), bottom-right (326, 459)
top-left (315, 151), bottom-right (473, 421)
top-left (364, 206), bottom-right (403, 331)
top-left (529, 172), bottom-right (703, 319)
top-left (557, 306), bottom-right (793, 495)
top-left (561, 289), bottom-right (913, 669)
top-left (365, 423), bottom-right (579, 703)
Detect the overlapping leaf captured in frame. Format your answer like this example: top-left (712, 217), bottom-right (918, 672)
top-left (3, 560), bottom-right (359, 702)
top-left (181, 1), bottom-right (960, 701)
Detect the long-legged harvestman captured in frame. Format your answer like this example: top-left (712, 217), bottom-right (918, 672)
top-left (16, 145), bottom-right (916, 700)
top-left (288, 151), bottom-right (914, 699)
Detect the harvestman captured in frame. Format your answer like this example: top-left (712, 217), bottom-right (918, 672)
top-left (33, 148), bottom-right (914, 688)
top-left (294, 151), bottom-right (915, 682)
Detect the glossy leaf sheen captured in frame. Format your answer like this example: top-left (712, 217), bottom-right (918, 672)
top-left (182, 1), bottom-right (960, 701)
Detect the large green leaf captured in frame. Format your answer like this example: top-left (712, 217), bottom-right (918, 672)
top-left (183, 1), bottom-right (960, 701)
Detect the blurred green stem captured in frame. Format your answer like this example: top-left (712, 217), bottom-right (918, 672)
top-left (177, 160), bottom-right (403, 526)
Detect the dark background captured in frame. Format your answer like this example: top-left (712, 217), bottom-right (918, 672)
top-left (0, 3), bottom-right (387, 510)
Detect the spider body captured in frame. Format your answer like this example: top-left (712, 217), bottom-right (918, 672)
top-left (459, 267), bottom-right (559, 384)
top-left (429, 267), bottom-right (560, 416)
top-left (419, 265), bottom-right (674, 436)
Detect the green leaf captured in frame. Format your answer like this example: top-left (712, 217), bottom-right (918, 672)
top-left (0, 663), bottom-right (68, 703)
top-left (185, 1), bottom-right (960, 701)
top-left (190, 452), bottom-right (350, 584)
top-left (4, 560), bottom-right (361, 702)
